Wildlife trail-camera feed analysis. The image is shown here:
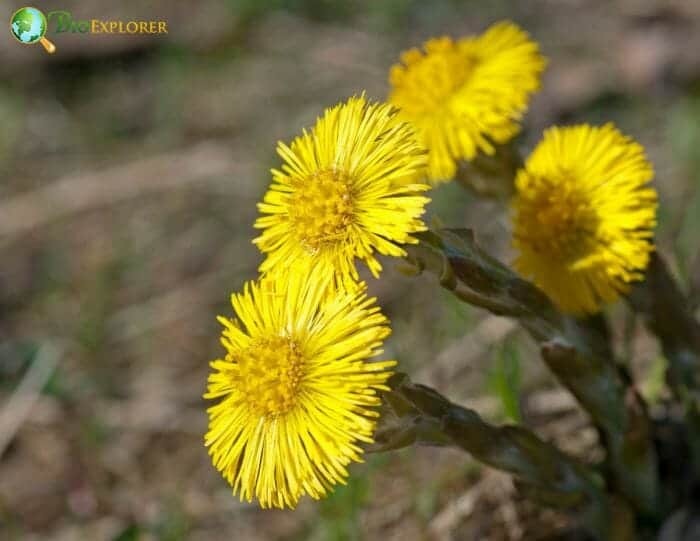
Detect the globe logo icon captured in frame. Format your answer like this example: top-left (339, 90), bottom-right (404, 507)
top-left (10, 6), bottom-right (56, 53)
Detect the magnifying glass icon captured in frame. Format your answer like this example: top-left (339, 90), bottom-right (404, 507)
top-left (10, 7), bottom-right (56, 54)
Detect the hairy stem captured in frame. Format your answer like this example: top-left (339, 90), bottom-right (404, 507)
top-left (628, 252), bottom-right (700, 473)
top-left (403, 228), bottom-right (659, 514)
top-left (455, 141), bottom-right (523, 199)
top-left (372, 373), bottom-right (633, 540)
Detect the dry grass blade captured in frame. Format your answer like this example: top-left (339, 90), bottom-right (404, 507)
top-left (0, 142), bottom-right (240, 239)
top-left (0, 343), bottom-right (62, 458)
top-left (106, 269), bottom-right (230, 343)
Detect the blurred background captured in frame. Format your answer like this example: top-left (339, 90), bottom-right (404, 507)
top-left (2, 1), bottom-right (700, 539)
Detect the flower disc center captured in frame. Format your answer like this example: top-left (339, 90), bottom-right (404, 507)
top-left (519, 184), bottom-right (599, 263)
top-left (289, 169), bottom-right (354, 251)
top-left (392, 41), bottom-right (477, 116)
top-left (237, 335), bottom-right (304, 417)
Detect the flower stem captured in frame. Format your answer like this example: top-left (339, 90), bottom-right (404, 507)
top-left (454, 141), bottom-right (523, 198)
top-left (404, 228), bottom-right (659, 514)
top-left (628, 252), bottom-right (700, 474)
top-left (373, 373), bottom-right (632, 540)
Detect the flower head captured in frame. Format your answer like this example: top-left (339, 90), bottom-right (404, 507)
top-left (512, 124), bottom-right (658, 315)
top-left (388, 21), bottom-right (546, 183)
top-left (205, 267), bottom-right (395, 508)
top-left (253, 95), bottom-right (430, 287)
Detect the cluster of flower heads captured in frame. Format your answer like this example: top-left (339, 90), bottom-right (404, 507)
top-left (206, 94), bottom-right (430, 508)
top-left (205, 20), bottom-right (658, 509)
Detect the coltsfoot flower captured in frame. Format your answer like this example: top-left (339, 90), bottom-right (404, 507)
top-left (253, 95), bottom-right (430, 287)
top-left (389, 21), bottom-right (546, 183)
top-left (204, 267), bottom-right (395, 508)
top-left (512, 124), bottom-right (658, 315)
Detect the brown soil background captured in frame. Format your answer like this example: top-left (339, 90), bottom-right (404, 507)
top-left (2, 1), bottom-right (700, 539)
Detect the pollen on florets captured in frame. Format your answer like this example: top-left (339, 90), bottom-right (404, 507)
top-left (388, 21), bottom-right (546, 183)
top-left (288, 169), bottom-right (355, 252)
top-left (512, 124), bottom-right (658, 314)
top-left (233, 335), bottom-right (304, 417)
top-left (253, 94), bottom-right (430, 286)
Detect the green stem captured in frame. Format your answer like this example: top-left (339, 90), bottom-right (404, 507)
top-left (372, 373), bottom-right (630, 540)
top-left (627, 252), bottom-right (700, 473)
top-left (404, 228), bottom-right (659, 514)
top-left (454, 141), bottom-right (523, 199)
top-left (628, 253), bottom-right (700, 395)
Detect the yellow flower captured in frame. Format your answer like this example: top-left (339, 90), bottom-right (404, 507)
top-left (204, 267), bottom-right (395, 509)
top-left (512, 124), bottom-right (658, 315)
top-left (388, 21), bottom-right (546, 183)
top-left (253, 95), bottom-right (430, 286)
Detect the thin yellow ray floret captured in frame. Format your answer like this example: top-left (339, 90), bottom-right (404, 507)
top-left (204, 267), bottom-right (396, 509)
top-left (389, 21), bottom-right (546, 183)
top-left (253, 94), bottom-right (430, 288)
top-left (512, 123), bottom-right (658, 315)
